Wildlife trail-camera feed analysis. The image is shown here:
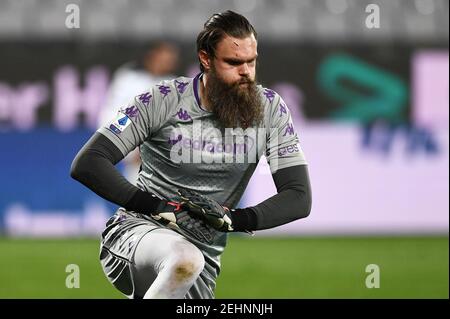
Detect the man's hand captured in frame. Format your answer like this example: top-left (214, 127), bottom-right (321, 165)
top-left (178, 189), bottom-right (234, 232)
top-left (150, 199), bottom-right (222, 244)
top-left (150, 200), bottom-right (185, 229)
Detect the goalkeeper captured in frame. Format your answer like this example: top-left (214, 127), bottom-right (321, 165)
top-left (70, 11), bottom-right (311, 299)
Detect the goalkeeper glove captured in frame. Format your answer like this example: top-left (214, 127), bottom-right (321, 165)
top-left (150, 199), bottom-right (222, 244)
top-left (178, 189), bottom-right (234, 232)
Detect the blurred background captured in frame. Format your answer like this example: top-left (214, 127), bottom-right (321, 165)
top-left (0, 0), bottom-right (448, 298)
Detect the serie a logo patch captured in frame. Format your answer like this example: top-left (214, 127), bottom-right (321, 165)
top-left (109, 112), bottom-right (131, 135)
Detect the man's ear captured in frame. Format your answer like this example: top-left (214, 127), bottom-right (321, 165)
top-left (198, 50), bottom-right (211, 71)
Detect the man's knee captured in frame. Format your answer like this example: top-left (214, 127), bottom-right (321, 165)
top-left (168, 241), bottom-right (205, 282)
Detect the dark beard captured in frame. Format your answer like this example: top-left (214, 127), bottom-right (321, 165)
top-left (205, 68), bottom-right (263, 130)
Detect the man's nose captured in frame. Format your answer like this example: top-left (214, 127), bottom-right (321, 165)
top-left (239, 63), bottom-right (250, 76)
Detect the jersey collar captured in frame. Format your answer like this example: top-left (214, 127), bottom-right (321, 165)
top-left (193, 72), bottom-right (213, 113)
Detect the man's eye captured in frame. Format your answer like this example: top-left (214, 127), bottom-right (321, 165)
top-left (228, 61), bottom-right (241, 66)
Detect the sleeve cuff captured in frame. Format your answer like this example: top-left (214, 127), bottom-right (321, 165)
top-left (229, 208), bottom-right (258, 232)
top-left (126, 189), bottom-right (163, 214)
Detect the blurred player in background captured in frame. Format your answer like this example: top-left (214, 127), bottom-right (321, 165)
top-left (98, 42), bottom-right (180, 184)
top-left (71, 10), bottom-right (312, 299)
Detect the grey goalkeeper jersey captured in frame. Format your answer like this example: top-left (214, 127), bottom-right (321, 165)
top-left (98, 73), bottom-right (307, 268)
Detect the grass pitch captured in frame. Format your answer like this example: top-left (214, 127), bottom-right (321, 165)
top-left (0, 236), bottom-right (447, 299)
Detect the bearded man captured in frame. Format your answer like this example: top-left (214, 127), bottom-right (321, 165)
top-left (70, 10), bottom-right (312, 299)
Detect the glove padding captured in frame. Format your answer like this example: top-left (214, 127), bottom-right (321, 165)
top-left (178, 189), bottom-right (234, 232)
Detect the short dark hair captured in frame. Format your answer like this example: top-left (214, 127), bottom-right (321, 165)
top-left (196, 10), bottom-right (257, 72)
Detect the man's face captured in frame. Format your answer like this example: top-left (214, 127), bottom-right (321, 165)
top-left (211, 34), bottom-right (257, 87)
top-left (200, 34), bottom-right (263, 129)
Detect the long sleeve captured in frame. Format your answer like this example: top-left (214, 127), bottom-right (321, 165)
top-left (70, 131), bottom-right (162, 214)
top-left (230, 164), bottom-right (312, 231)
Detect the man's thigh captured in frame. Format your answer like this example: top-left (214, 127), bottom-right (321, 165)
top-left (100, 217), bottom-right (216, 299)
top-left (130, 228), bottom-right (199, 297)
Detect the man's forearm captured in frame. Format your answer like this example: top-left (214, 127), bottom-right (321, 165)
top-left (230, 165), bottom-right (312, 231)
